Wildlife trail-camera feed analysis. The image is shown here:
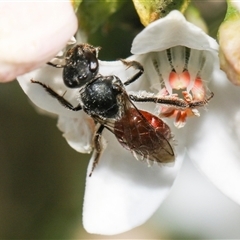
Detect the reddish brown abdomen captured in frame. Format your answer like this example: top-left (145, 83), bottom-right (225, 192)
top-left (114, 108), bottom-right (174, 163)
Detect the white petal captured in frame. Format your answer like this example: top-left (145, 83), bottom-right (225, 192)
top-left (83, 130), bottom-right (185, 235)
top-left (99, 57), bottom-right (141, 89)
top-left (186, 69), bottom-right (240, 205)
top-left (57, 115), bottom-right (95, 154)
top-left (0, 2), bottom-right (77, 82)
top-left (99, 60), bottom-right (126, 76)
top-left (99, 55), bottom-right (156, 94)
top-left (131, 10), bottom-right (218, 54)
top-left (17, 65), bottom-right (80, 117)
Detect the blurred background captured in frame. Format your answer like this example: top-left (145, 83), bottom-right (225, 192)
top-left (2, 1), bottom-right (240, 239)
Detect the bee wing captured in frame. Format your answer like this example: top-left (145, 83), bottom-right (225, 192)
top-left (114, 96), bottom-right (175, 165)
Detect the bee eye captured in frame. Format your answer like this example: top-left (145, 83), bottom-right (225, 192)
top-left (85, 51), bottom-right (99, 73)
top-left (90, 60), bottom-right (98, 72)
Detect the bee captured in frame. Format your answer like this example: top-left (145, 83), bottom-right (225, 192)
top-left (32, 43), bottom-right (212, 176)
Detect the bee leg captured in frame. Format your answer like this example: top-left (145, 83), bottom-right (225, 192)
top-left (129, 93), bottom-right (189, 109)
top-left (188, 92), bottom-right (214, 108)
top-left (89, 124), bottom-right (105, 177)
top-left (120, 59), bottom-right (144, 86)
top-left (129, 92), bottom-right (214, 110)
top-left (31, 79), bottom-right (82, 111)
top-left (47, 62), bottom-right (65, 68)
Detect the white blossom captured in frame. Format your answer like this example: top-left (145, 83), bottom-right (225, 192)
top-left (17, 10), bottom-right (240, 236)
top-left (131, 10), bottom-right (240, 213)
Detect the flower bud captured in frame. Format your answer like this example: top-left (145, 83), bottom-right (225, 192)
top-left (218, 1), bottom-right (240, 85)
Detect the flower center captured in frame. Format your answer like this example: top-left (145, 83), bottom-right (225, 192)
top-left (152, 46), bottom-right (213, 128)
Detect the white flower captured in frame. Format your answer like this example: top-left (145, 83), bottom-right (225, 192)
top-left (17, 10), bottom-right (240, 236)
top-left (131, 9), bottom-right (240, 218)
